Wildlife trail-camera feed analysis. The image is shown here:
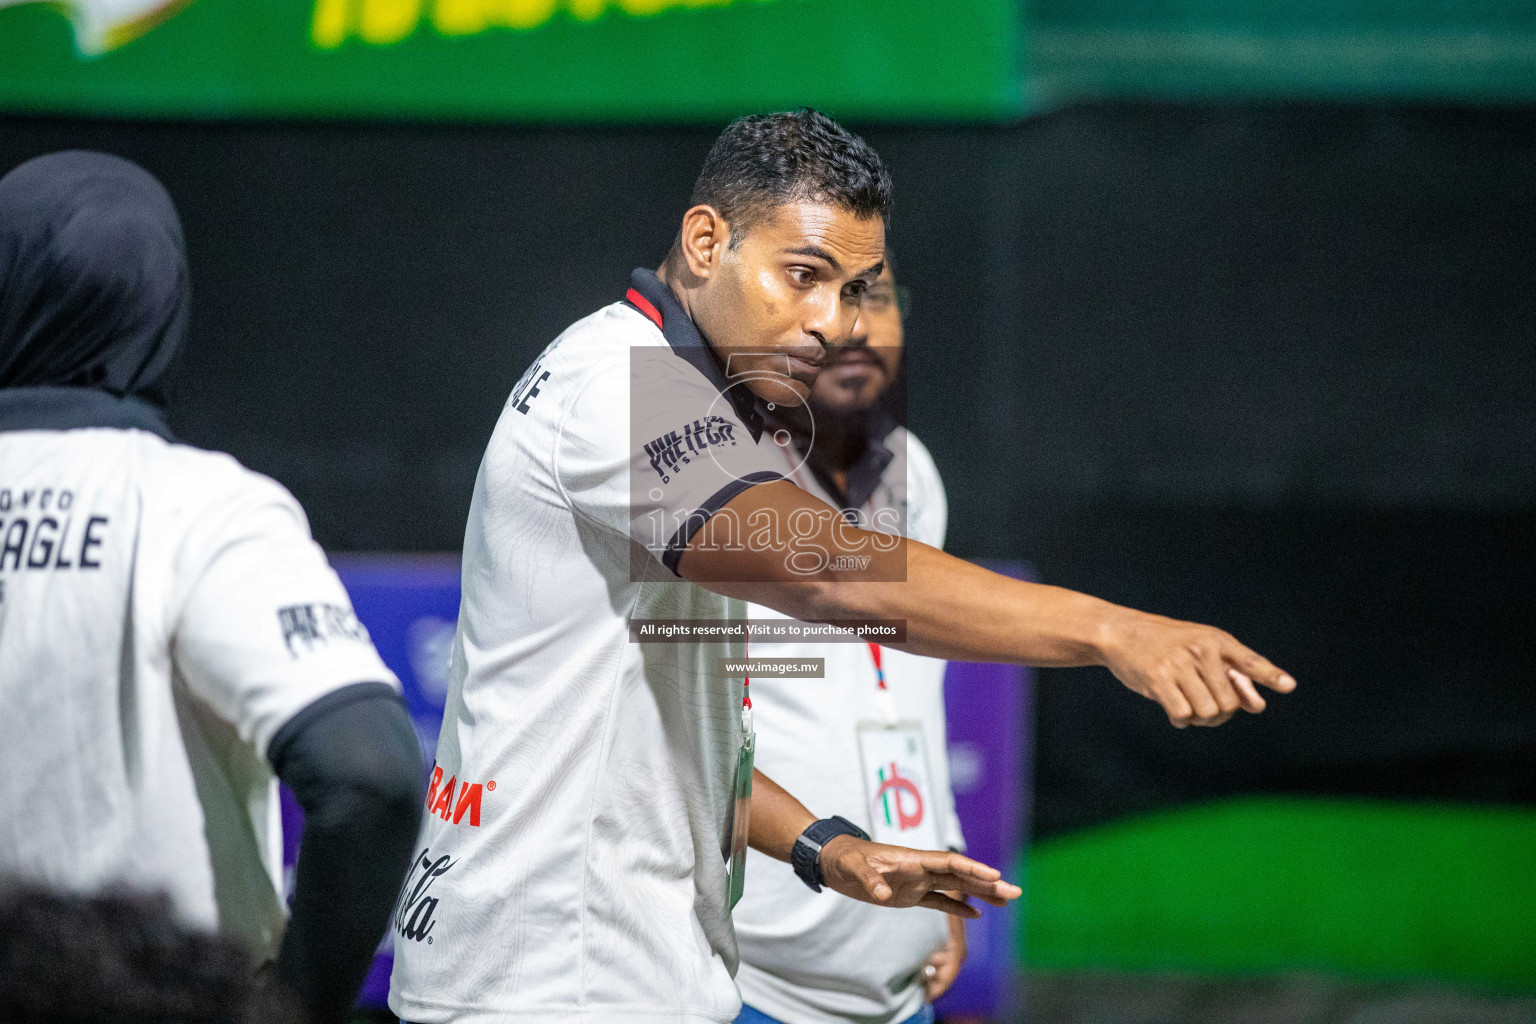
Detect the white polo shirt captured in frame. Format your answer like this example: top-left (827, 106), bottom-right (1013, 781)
top-left (389, 270), bottom-right (787, 1024)
top-left (734, 420), bottom-right (965, 1024)
top-left (0, 403), bottom-right (397, 959)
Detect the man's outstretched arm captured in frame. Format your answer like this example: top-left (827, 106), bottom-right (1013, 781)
top-left (678, 480), bottom-right (1295, 728)
top-left (748, 769), bottom-right (1020, 915)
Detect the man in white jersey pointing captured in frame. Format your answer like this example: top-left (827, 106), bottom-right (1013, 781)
top-left (392, 109), bottom-right (1294, 1024)
top-left (0, 151), bottom-right (425, 1024)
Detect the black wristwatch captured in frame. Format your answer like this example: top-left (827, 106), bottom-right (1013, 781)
top-left (791, 816), bottom-right (870, 892)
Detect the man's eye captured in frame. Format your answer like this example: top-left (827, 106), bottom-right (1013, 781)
top-left (788, 268), bottom-right (814, 286)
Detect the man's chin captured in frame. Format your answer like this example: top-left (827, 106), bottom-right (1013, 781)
top-left (813, 402), bottom-right (868, 422)
top-left (807, 381), bottom-right (882, 417)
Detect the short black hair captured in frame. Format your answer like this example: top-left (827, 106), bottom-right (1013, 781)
top-left (690, 108), bottom-right (892, 246)
top-left (0, 885), bottom-right (262, 1023)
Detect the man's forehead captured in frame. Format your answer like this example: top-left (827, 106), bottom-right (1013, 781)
top-left (756, 201), bottom-right (885, 273)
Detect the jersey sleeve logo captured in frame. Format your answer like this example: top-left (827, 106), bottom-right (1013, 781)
top-left (510, 353), bottom-right (552, 415)
top-left (277, 602), bottom-right (370, 657)
top-left (642, 415), bottom-right (739, 485)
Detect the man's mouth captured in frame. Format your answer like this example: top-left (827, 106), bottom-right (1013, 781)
top-left (829, 347), bottom-right (881, 368)
top-left (785, 350), bottom-right (826, 380)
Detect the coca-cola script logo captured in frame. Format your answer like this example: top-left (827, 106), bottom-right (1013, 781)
top-left (394, 848), bottom-right (455, 944)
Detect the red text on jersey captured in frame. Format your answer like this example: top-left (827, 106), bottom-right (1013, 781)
top-left (425, 764), bottom-right (489, 827)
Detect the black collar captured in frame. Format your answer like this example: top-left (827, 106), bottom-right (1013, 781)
top-left (0, 386), bottom-right (174, 440)
top-left (625, 268), bottom-right (765, 443)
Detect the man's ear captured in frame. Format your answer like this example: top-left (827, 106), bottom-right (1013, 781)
top-left (677, 205), bottom-right (731, 280)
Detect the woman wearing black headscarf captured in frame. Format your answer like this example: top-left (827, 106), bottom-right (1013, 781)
top-left (0, 149), bottom-right (187, 427)
top-left (0, 151), bottom-right (424, 1024)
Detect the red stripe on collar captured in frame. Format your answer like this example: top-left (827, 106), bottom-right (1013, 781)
top-left (625, 287), bottom-right (664, 331)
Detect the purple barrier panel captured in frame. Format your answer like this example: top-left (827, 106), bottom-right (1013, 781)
top-left (934, 560), bottom-right (1034, 1024)
top-left (281, 554), bottom-right (462, 1011)
top-left (331, 554), bottom-right (463, 755)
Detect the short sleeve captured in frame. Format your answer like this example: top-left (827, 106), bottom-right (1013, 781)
top-left (556, 346), bottom-right (784, 575)
top-left (170, 475), bottom-right (398, 761)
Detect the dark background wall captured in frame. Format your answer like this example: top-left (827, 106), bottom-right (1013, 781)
top-left (3, 105), bottom-right (1532, 836)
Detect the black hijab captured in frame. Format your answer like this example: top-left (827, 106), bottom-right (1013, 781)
top-left (0, 151), bottom-right (188, 438)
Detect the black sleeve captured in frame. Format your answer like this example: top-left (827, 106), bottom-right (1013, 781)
top-left (267, 682), bottom-right (425, 1024)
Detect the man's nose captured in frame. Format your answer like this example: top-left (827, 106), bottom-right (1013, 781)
top-left (803, 289), bottom-right (846, 348)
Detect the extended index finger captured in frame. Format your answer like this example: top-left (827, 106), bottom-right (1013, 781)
top-left (927, 870), bottom-right (1021, 905)
top-left (1221, 636), bottom-right (1295, 694)
top-left (916, 851), bottom-right (1001, 882)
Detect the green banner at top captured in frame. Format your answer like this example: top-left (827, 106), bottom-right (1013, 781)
top-left (0, 0), bottom-right (1024, 120)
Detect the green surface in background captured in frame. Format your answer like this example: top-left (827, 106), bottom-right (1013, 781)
top-left (1023, 797), bottom-right (1536, 991)
top-left (6, 0), bottom-right (1536, 118)
top-left (0, 0), bottom-right (1020, 120)
top-left (1028, 0), bottom-right (1536, 103)
top-left (7, 0), bottom-right (1536, 118)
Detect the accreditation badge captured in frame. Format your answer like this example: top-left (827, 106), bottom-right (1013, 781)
top-left (856, 721), bottom-right (940, 849)
top-left (723, 709), bottom-right (755, 910)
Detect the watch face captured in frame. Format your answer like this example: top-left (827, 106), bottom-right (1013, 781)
top-left (792, 834), bottom-right (824, 891)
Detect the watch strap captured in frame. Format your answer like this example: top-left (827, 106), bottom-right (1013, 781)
top-left (791, 815), bottom-right (871, 892)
